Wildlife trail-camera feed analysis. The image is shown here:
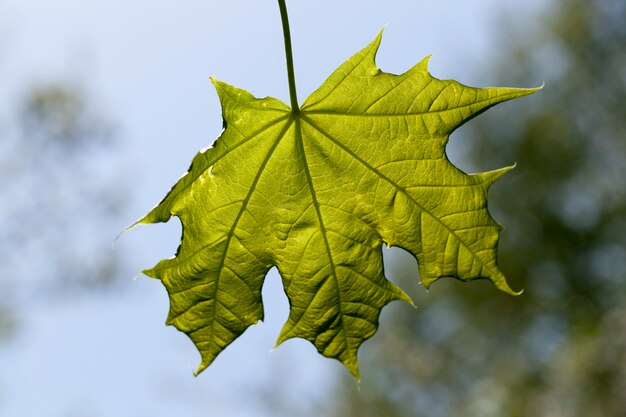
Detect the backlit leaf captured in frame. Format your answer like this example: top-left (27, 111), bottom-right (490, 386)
top-left (138, 31), bottom-right (538, 378)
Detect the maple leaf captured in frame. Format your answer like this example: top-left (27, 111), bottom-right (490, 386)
top-left (138, 32), bottom-right (538, 378)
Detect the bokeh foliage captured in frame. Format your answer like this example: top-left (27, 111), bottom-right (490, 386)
top-left (0, 82), bottom-right (122, 339)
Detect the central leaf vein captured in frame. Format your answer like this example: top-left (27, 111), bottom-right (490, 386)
top-left (295, 116), bottom-right (349, 350)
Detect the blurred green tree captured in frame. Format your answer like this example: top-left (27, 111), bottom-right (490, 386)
top-left (324, 1), bottom-right (626, 416)
top-left (0, 82), bottom-right (122, 339)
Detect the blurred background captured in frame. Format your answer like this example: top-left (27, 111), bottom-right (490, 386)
top-left (0, 0), bottom-right (624, 416)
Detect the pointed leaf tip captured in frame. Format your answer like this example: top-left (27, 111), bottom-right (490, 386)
top-left (494, 276), bottom-right (524, 296)
top-left (347, 359), bottom-right (360, 381)
top-left (475, 164), bottom-right (516, 189)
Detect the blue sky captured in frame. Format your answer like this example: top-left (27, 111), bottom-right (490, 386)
top-left (0, 1), bottom-right (549, 416)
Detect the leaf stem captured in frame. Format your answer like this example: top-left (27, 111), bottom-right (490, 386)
top-left (277, 0), bottom-right (299, 113)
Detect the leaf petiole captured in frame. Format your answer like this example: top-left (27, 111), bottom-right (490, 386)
top-left (277, 0), bottom-right (300, 114)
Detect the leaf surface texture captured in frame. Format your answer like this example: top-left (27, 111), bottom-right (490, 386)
top-left (140, 32), bottom-right (537, 377)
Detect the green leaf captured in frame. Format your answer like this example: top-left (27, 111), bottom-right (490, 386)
top-left (138, 31), bottom-right (538, 378)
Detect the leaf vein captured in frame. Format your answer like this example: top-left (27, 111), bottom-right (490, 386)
top-left (303, 115), bottom-right (501, 281)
